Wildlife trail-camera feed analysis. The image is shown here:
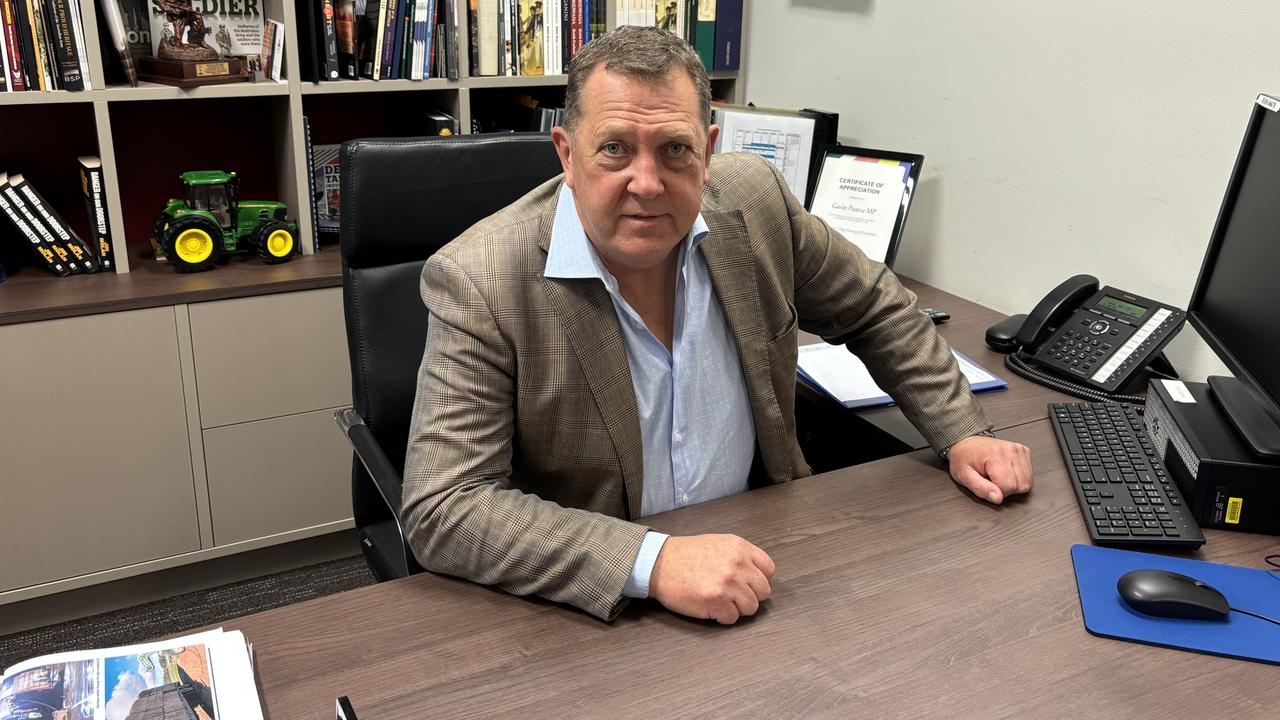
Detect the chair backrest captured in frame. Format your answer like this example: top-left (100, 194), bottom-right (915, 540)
top-left (338, 133), bottom-right (563, 557)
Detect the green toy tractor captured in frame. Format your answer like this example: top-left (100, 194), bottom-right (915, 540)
top-left (153, 170), bottom-right (299, 273)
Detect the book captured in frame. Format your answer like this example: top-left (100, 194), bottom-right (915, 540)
top-left (335, 0), bottom-right (357, 78)
top-left (377, 0), bottom-right (398, 78)
top-left (77, 155), bottom-right (115, 271)
top-left (516, 0), bottom-right (540, 76)
top-left (150, 0), bottom-right (264, 58)
top-left (317, 0), bottom-right (339, 78)
top-left (312, 143), bottom-right (342, 236)
top-left (14, 0), bottom-right (44, 90)
top-left (0, 627), bottom-right (264, 720)
top-left (259, 17), bottom-right (283, 81)
top-left (476, 0), bottom-right (495, 75)
top-left (355, 0), bottom-right (379, 78)
top-left (710, 0), bottom-right (738, 70)
top-left (0, 1), bottom-right (9, 90)
top-left (66, 0), bottom-right (91, 88)
top-left (0, 173), bottom-right (70, 276)
top-left (10, 173), bottom-right (97, 273)
top-left (302, 115), bottom-right (321, 253)
top-left (797, 344), bottom-right (1008, 410)
top-left (1, 0), bottom-right (27, 91)
top-left (693, 0), bottom-right (713, 70)
top-left (443, 0), bottom-right (457, 79)
top-left (0, 174), bottom-right (79, 274)
top-left (44, 0), bottom-right (84, 90)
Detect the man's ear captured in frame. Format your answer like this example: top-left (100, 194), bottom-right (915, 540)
top-left (550, 126), bottom-right (575, 188)
top-left (704, 124), bottom-right (720, 182)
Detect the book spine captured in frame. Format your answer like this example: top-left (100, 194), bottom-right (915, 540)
top-left (693, 0), bottom-right (713, 70)
top-left (423, 0), bottom-right (436, 79)
top-left (321, 0), bottom-right (340, 79)
top-left (399, 1), bottom-right (412, 78)
top-left (65, 0), bottom-right (89, 89)
top-left (443, 0), bottom-right (455, 79)
top-left (1, 183), bottom-right (74, 274)
top-left (271, 18), bottom-right (284, 81)
top-left (711, 0), bottom-right (737, 70)
top-left (569, 0), bottom-right (579, 58)
top-left (16, 176), bottom-right (96, 272)
top-left (336, 0), bottom-right (358, 78)
top-left (379, 0), bottom-right (398, 78)
top-left (493, 0), bottom-right (504, 76)
top-left (370, 0), bottom-right (387, 79)
top-left (45, 0), bottom-right (82, 90)
top-left (1, 0), bottom-right (23, 91)
top-left (302, 116), bottom-right (320, 254)
top-left (78, 161), bottom-right (114, 271)
top-left (475, 0), bottom-right (495, 75)
top-left (27, 0), bottom-right (52, 89)
top-left (0, 183), bottom-right (68, 274)
top-left (560, 0), bottom-right (568, 70)
top-left (0, 2), bottom-right (9, 91)
top-left (12, 0), bottom-right (36, 89)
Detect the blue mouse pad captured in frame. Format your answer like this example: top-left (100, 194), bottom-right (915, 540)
top-left (1071, 544), bottom-right (1280, 664)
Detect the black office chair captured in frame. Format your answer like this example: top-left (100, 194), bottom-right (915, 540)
top-left (335, 133), bottom-right (564, 582)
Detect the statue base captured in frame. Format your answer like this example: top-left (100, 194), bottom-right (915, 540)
top-left (138, 56), bottom-right (246, 88)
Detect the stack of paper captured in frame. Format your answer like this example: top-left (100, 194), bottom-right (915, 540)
top-left (0, 627), bottom-right (263, 720)
top-left (798, 343), bottom-right (1007, 410)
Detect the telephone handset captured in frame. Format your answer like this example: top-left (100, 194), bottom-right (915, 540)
top-left (988, 274), bottom-right (1187, 403)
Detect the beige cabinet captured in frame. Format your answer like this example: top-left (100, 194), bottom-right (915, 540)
top-left (0, 286), bottom-right (355, 601)
top-left (0, 308), bottom-right (199, 593)
top-left (188, 287), bottom-right (353, 547)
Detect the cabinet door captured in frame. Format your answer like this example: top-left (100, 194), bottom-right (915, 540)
top-left (202, 408), bottom-right (354, 545)
top-left (188, 287), bottom-right (352, 429)
top-left (0, 308), bottom-right (199, 592)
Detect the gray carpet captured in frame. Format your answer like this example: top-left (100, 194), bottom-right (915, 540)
top-left (0, 555), bottom-right (375, 671)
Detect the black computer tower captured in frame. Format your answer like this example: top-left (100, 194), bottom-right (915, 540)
top-left (1144, 380), bottom-right (1280, 534)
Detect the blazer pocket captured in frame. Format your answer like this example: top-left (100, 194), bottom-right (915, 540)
top-left (767, 301), bottom-right (799, 345)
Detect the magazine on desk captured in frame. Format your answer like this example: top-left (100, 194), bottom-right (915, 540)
top-left (0, 628), bottom-right (263, 720)
top-left (799, 343), bottom-right (1008, 410)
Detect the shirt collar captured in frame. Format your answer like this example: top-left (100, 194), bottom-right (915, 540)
top-left (545, 183), bottom-right (710, 281)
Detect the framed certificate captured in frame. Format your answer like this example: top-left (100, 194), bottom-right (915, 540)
top-left (806, 145), bottom-right (924, 269)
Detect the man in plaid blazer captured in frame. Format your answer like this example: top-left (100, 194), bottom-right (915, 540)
top-left (402, 27), bottom-right (1034, 623)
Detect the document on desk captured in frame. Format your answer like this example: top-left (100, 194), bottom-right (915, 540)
top-left (797, 343), bottom-right (1007, 409)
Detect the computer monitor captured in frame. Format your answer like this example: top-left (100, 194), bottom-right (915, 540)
top-left (1187, 93), bottom-right (1280, 458)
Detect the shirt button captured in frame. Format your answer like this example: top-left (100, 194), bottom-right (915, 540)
top-left (682, 494), bottom-right (689, 503)
top-left (674, 431), bottom-right (684, 443)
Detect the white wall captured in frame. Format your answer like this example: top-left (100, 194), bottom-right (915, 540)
top-left (743, 1), bottom-right (1280, 380)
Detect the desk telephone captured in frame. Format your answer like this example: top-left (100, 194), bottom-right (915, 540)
top-left (987, 274), bottom-right (1186, 403)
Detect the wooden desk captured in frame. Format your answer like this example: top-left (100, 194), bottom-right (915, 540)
top-left (799, 277), bottom-right (1075, 453)
top-left (227, 420), bottom-right (1279, 719)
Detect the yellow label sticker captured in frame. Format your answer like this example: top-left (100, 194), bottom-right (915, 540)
top-left (1225, 497), bottom-right (1243, 524)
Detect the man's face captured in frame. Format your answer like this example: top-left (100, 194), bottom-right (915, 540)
top-left (552, 67), bottom-right (719, 277)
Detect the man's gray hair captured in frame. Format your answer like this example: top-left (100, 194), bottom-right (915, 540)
top-left (563, 25), bottom-right (712, 133)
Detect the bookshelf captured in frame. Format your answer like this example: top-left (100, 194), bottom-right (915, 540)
top-left (0, 0), bottom-right (744, 609)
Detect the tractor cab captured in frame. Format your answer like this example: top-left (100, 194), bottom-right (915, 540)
top-left (182, 170), bottom-right (239, 230)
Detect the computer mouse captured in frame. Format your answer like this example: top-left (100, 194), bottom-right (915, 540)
top-left (1116, 569), bottom-right (1230, 621)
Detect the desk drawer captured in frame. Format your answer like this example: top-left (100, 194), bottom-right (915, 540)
top-left (188, 287), bottom-right (351, 429)
top-left (203, 407), bottom-right (353, 545)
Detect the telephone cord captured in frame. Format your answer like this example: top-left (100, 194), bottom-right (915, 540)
top-left (1004, 353), bottom-right (1148, 405)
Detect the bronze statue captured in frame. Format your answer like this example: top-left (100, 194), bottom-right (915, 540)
top-left (154, 0), bottom-right (218, 61)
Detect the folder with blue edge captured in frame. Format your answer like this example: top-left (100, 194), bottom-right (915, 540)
top-left (1070, 544), bottom-right (1280, 665)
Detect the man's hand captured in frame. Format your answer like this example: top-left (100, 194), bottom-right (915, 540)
top-left (648, 534), bottom-right (775, 625)
top-left (947, 435), bottom-right (1034, 505)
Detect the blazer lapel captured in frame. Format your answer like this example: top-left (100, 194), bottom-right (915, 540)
top-left (539, 239), bottom-right (646, 520)
top-left (700, 209), bottom-right (787, 478)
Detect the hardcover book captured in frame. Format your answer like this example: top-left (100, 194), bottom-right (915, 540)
top-left (0, 173), bottom-right (69, 276)
top-left (77, 156), bottom-right (115, 271)
top-left (11, 172), bottom-right (98, 273)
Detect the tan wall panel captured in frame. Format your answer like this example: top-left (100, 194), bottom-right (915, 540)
top-left (0, 308), bottom-right (199, 592)
top-left (188, 287), bottom-right (351, 428)
top-left (203, 408), bottom-right (353, 545)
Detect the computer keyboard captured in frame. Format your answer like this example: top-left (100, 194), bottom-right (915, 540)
top-left (1049, 402), bottom-right (1205, 548)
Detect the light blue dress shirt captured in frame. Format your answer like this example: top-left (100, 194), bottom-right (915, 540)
top-left (544, 184), bottom-right (757, 599)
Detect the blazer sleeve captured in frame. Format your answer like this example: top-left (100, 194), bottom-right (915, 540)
top-left (771, 161), bottom-right (993, 454)
top-left (401, 251), bottom-right (649, 621)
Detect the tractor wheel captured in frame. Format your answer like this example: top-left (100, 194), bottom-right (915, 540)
top-left (255, 220), bottom-right (297, 264)
top-left (163, 215), bottom-right (223, 273)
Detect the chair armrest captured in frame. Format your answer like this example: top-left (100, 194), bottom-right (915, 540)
top-left (335, 407), bottom-right (403, 511)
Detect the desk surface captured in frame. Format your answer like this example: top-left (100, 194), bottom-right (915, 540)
top-left (227, 420), bottom-right (1279, 719)
top-left (801, 277), bottom-right (1074, 449)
